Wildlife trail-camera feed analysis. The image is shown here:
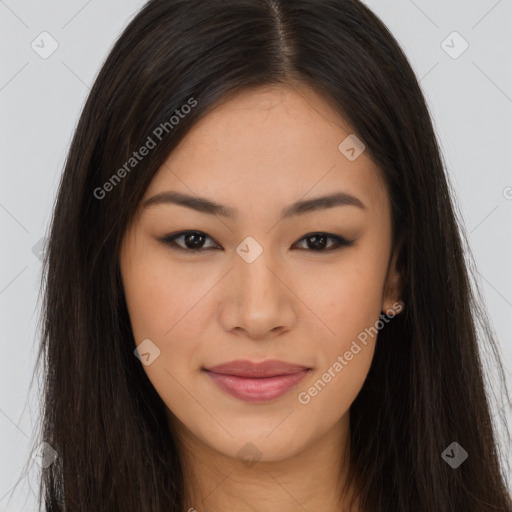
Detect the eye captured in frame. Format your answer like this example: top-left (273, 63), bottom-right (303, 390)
top-left (293, 232), bottom-right (355, 252)
top-left (160, 231), bottom-right (220, 251)
top-left (160, 230), bottom-right (355, 253)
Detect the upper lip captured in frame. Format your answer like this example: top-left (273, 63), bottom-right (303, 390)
top-left (203, 359), bottom-right (310, 378)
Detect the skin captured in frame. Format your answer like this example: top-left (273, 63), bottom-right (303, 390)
top-left (120, 83), bottom-right (403, 512)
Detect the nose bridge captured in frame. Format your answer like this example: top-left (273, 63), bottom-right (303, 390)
top-left (235, 242), bottom-right (281, 306)
top-left (220, 240), bottom-right (296, 337)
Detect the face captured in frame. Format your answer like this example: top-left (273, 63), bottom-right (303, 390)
top-left (120, 83), bottom-right (402, 464)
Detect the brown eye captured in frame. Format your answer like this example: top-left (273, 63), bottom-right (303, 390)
top-left (293, 232), bottom-right (355, 252)
top-left (161, 231), bottom-right (220, 251)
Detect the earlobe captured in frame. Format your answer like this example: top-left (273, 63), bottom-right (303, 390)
top-left (382, 299), bottom-right (404, 317)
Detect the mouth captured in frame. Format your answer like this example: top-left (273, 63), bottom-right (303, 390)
top-left (202, 359), bottom-right (312, 403)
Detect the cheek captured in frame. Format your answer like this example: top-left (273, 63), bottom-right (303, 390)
top-left (300, 249), bottom-right (386, 348)
top-left (121, 248), bottom-right (218, 392)
top-left (292, 250), bottom-right (386, 416)
top-left (121, 253), bottom-right (210, 414)
top-left (122, 260), bottom-right (175, 343)
top-left (122, 248), bottom-right (206, 343)
top-left (294, 268), bottom-right (383, 422)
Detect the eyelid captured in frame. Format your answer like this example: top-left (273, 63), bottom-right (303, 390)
top-left (159, 230), bottom-right (356, 253)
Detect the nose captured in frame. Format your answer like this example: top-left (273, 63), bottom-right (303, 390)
top-left (218, 251), bottom-right (298, 340)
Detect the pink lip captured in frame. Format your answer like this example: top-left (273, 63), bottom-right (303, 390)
top-left (203, 359), bottom-right (311, 403)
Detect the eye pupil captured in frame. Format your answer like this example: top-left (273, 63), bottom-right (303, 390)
top-left (185, 232), bottom-right (205, 249)
top-left (307, 234), bottom-right (327, 250)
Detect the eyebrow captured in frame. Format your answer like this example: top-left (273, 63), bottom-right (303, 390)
top-left (142, 190), bottom-right (366, 219)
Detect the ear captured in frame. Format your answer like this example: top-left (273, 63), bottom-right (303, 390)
top-left (381, 240), bottom-right (404, 316)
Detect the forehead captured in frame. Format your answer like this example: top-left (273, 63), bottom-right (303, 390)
top-left (144, 84), bottom-right (388, 218)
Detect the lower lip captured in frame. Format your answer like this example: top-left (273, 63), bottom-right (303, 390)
top-left (204, 369), bottom-right (310, 403)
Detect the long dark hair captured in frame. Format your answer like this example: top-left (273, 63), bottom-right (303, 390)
top-left (26, 0), bottom-right (512, 510)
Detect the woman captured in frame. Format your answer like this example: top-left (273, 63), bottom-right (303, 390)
top-left (31, 0), bottom-right (511, 510)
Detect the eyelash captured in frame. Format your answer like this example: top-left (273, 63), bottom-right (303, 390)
top-left (159, 230), bottom-right (355, 253)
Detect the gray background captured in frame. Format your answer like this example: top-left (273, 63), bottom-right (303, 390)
top-left (1, 0), bottom-right (511, 509)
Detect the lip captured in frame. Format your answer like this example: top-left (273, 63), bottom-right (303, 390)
top-left (203, 359), bottom-right (311, 403)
